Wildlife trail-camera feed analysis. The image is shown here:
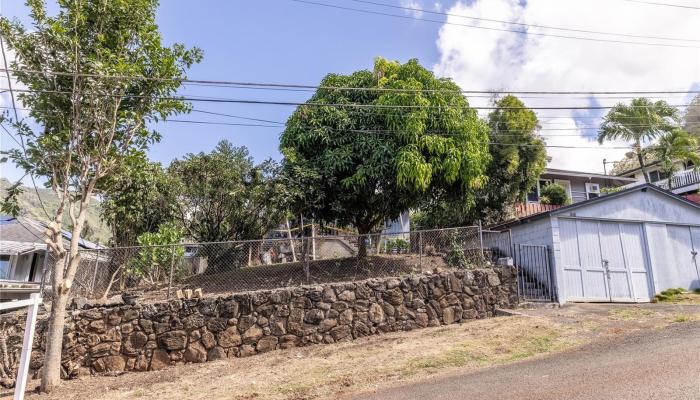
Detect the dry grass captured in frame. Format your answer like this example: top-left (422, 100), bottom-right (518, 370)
top-left (7, 303), bottom-right (700, 400)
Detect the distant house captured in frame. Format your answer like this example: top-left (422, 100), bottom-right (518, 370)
top-left (611, 151), bottom-right (699, 195)
top-left (0, 215), bottom-right (101, 301)
top-left (516, 168), bottom-right (637, 218)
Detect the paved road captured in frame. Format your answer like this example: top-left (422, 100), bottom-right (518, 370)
top-left (353, 321), bottom-right (700, 400)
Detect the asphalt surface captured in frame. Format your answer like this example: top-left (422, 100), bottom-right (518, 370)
top-left (353, 321), bottom-right (700, 400)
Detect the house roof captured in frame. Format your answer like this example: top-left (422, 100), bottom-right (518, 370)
top-left (0, 215), bottom-right (103, 255)
top-left (542, 168), bottom-right (637, 184)
top-left (492, 183), bottom-right (700, 230)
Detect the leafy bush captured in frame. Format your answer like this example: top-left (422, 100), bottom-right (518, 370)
top-left (383, 238), bottom-right (410, 253)
top-left (445, 231), bottom-right (469, 269)
top-left (129, 223), bottom-right (185, 284)
top-left (539, 183), bottom-right (571, 206)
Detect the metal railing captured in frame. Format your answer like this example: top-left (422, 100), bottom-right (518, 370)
top-left (618, 167), bottom-right (700, 192)
top-left (57, 226), bottom-right (512, 303)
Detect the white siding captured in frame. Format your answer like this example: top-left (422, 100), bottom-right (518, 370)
top-left (553, 189), bottom-right (700, 225)
top-left (510, 218), bottom-right (554, 247)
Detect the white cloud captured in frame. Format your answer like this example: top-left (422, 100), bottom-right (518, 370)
top-left (400, 0), bottom-right (424, 18)
top-left (433, 0), bottom-right (700, 173)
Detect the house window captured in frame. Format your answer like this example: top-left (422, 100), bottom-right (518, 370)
top-left (585, 182), bottom-right (601, 199)
top-left (0, 255), bottom-right (10, 280)
top-left (526, 179), bottom-right (552, 203)
top-left (647, 170), bottom-right (669, 183)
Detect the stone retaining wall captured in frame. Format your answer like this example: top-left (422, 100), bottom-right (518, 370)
top-left (0, 267), bottom-right (516, 386)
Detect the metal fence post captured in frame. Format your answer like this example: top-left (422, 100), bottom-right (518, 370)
top-left (167, 247), bottom-right (176, 299)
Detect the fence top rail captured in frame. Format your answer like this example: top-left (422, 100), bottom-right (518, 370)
top-left (515, 244), bottom-right (550, 249)
top-left (76, 226), bottom-right (483, 252)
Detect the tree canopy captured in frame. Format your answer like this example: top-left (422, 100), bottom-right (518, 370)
top-left (100, 152), bottom-right (177, 246)
top-left (598, 98), bottom-right (680, 182)
top-left (413, 95), bottom-right (547, 227)
top-left (280, 58), bottom-right (490, 236)
top-left (168, 140), bottom-right (287, 243)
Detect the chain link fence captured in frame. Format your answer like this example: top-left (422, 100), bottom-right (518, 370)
top-left (62, 226), bottom-right (511, 303)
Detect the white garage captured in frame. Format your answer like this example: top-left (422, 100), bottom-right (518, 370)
top-left (499, 184), bottom-right (700, 304)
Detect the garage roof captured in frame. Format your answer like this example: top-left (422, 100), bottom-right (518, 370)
top-left (492, 183), bottom-right (700, 229)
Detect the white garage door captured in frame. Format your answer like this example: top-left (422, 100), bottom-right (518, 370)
top-left (559, 219), bottom-right (652, 302)
top-left (665, 225), bottom-right (700, 290)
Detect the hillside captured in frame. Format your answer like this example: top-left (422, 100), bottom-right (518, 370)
top-left (0, 178), bottom-right (111, 244)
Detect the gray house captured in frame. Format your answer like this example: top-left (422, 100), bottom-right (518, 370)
top-left (0, 215), bottom-right (101, 300)
top-left (526, 168), bottom-right (637, 204)
top-left (495, 184), bottom-right (700, 304)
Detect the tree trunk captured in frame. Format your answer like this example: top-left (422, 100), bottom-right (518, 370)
top-left (41, 200), bottom-right (91, 392)
top-left (356, 223), bottom-right (372, 258)
top-left (636, 143), bottom-right (651, 183)
top-left (40, 253), bottom-right (67, 393)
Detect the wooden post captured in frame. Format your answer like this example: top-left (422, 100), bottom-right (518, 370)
top-left (90, 248), bottom-right (101, 297)
top-left (311, 220), bottom-right (316, 261)
top-left (13, 293), bottom-right (41, 400)
top-left (286, 218), bottom-right (297, 262)
top-left (166, 248), bottom-right (176, 299)
top-left (478, 220), bottom-right (485, 264)
top-left (418, 230), bottom-right (423, 269)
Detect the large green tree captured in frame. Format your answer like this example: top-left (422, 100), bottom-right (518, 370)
top-left (100, 152), bottom-right (177, 246)
top-left (598, 98), bottom-right (680, 182)
top-left (168, 140), bottom-right (286, 243)
top-left (281, 58), bottom-right (490, 253)
top-left (0, 0), bottom-right (200, 391)
top-left (414, 95), bottom-right (546, 227)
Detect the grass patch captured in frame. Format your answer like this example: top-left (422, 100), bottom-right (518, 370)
top-left (653, 288), bottom-right (700, 305)
top-left (399, 325), bottom-right (573, 378)
top-left (609, 308), bottom-right (657, 321)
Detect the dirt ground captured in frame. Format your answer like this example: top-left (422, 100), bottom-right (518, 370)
top-left (131, 254), bottom-right (451, 303)
top-left (4, 299), bottom-right (699, 400)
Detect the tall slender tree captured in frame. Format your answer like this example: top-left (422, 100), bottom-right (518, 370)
top-left (598, 98), bottom-right (679, 182)
top-left (0, 0), bottom-right (201, 391)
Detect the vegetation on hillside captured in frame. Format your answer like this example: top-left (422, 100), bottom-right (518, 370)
top-left (0, 178), bottom-right (110, 243)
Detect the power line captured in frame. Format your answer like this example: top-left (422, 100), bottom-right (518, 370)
top-left (3, 68), bottom-right (699, 96)
top-left (350, 0), bottom-right (700, 42)
top-left (3, 105), bottom-right (684, 126)
top-left (620, 0), bottom-right (700, 10)
top-left (0, 87), bottom-right (694, 110)
top-left (291, 0), bottom-right (700, 49)
top-left (0, 122), bottom-right (23, 147)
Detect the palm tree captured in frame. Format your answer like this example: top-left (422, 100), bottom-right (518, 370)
top-left (598, 98), bottom-right (680, 183)
top-left (651, 129), bottom-right (700, 185)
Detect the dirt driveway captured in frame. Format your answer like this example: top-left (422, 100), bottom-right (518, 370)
top-left (3, 302), bottom-right (699, 400)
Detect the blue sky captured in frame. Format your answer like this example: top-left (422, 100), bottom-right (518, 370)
top-left (2, 0), bottom-right (699, 181)
top-left (1, 0), bottom-right (450, 178)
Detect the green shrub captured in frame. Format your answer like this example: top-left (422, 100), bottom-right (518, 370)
top-left (129, 223), bottom-right (185, 284)
top-left (539, 183), bottom-right (571, 206)
top-left (446, 231), bottom-right (469, 269)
